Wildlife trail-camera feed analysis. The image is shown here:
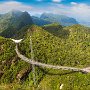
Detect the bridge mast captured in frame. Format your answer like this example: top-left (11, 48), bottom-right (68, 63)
top-left (29, 29), bottom-right (36, 86)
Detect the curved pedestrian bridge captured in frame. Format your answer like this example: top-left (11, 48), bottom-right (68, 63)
top-left (15, 44), bottom-right (90, 73)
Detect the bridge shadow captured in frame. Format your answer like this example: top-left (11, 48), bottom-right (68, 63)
top-left (39, 67), bottom-right (78, 76)
top-left (37, 66), bottom-right (79, 85)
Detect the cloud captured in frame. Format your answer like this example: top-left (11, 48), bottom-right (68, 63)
top-left (0, 1), bottom-right (90, 25)
top-left (70, 3), bottom-right (90, 21)
top-left (70, 2), bottom-right (77, 5)
top-left (0, 1), bottom-right (32, 13)
top-left (52, 0), bottom-right (62, 3)
top-left (0, 1), bottom-right (51, 15)
top-left (46, 3), bottom-right (90, 25)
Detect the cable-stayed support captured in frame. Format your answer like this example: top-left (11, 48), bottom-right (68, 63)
top-left (30, 35), bottom-right (36, 86)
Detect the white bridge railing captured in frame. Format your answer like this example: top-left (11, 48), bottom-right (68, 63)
top-left (11, 38), bottom-right (90, 73)
top-left (15, 44), bottom-right (89, 73)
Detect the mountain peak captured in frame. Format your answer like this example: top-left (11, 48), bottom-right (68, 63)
top-left (0, 10), bottom-right (33, 38)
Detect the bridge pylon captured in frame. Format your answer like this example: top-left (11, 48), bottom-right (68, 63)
top-left (29, 31), bottom-right (36, 87)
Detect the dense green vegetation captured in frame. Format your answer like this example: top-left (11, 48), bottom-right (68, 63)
top-left (19, 24), bottom-right (90, 67)
top-left (0, 24), bottom-right (90, 90)
top-left (0, 10), bottom-right (33, 38)
top-left (0, 10), bottom-right (79, 38)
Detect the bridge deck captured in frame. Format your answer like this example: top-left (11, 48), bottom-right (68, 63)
top-left (15, 44), bottom-right (90, 73)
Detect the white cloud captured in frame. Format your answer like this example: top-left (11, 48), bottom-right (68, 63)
top-left (0, 1), bottom-right (32, 13)
top-left (71, 2), bottom-right (77, 5)
top-left (70, 3), bottom-right (90, 21)
top-left (46, 3), bottom-right (90, 25)
top-left (52, 0), bottom-right (62, 3)
top-left (0, 1), bottom-right (90, 26)
top-left (0, 1), bottom-right (51, 15)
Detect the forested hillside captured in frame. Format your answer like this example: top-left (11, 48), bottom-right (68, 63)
top-left (0, 10), bottom-right (33, 38)
top-left (0, 24), bottom-right (90, 90)
top-left (20, 24), bottom-right (90, 67)
top-left (0, 10), bottom-right (79, 38)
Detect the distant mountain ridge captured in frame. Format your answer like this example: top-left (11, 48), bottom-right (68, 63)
top-left (0, 10), bottom-right (78, 38)
top-left (32, 16), bottom-right (51, 26)
top-left (40, 13), bottom-right (78, 26)
top-left (32, 13), bottom-right (78, 26)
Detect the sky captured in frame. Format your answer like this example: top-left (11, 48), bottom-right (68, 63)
top-left (0, 0), bottom-right (90, 25)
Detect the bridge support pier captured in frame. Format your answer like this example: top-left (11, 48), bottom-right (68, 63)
top-left (30, 35), bottom-right (36, 87)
